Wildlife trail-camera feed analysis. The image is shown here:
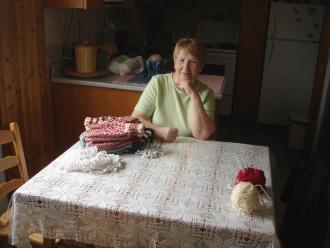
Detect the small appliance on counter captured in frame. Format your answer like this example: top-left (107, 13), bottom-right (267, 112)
top-left (75, 41), bottom-right (97, 74)
top-left (64, 41), bottom-right (109, 78)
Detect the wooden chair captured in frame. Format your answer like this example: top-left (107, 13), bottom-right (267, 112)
top-left (0, 122), bottom-right (48, 248)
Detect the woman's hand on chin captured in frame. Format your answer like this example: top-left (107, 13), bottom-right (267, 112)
top-left (179, 79), bottom-right (197, 97)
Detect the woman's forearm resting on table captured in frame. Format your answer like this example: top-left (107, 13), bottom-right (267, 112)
top-left (132, 111), bottom-right (178, 142)
top-left (188, 92), bottom-right (216, 140)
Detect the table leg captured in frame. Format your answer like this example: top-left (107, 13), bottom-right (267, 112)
top-left (43, 237), bottom-right (55, 248)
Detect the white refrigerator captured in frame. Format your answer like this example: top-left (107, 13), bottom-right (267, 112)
top-left (258, 2), bottom-right (324, 125)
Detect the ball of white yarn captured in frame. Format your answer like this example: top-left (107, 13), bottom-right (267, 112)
top-left (231, 182), bottom-right (261, 214)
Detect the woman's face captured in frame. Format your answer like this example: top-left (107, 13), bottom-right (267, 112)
top-left (174, 49), bottom-right (203, 82)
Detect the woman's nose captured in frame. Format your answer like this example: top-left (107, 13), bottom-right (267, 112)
top-left (182, 61), bottom-right (189, 71)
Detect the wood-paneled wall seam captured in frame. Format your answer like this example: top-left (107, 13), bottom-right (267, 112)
top-left (232, 0), bottom-right (270, 120)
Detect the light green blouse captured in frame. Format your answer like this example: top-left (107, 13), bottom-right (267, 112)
top-left (134, 73), bottom-right (215, 137)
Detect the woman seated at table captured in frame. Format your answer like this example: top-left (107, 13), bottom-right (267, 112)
top-left (132, 38), bottom-right (216, 142)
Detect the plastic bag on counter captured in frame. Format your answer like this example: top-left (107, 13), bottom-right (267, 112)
top-left (108, 55), bottom-right (144, 75)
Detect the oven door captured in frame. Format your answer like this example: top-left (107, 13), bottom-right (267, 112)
top-left (202, 51), bottom-right (237, 115)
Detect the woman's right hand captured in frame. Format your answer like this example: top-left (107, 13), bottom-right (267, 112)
top-left (131, 111), bottom-right (178, 142)
top-left (157, 127), bottom-right (178, 142)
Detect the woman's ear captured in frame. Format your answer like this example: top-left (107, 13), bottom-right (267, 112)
top-left (172, 56), bottom-right (177, 71)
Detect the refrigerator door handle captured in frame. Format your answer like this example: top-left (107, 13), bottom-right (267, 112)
top-left (269, 41), bottom-right (274, 64)
top-left (270, 12), bottom-right (277, 39)
top-left (274, 13), bottom-right (277, 38)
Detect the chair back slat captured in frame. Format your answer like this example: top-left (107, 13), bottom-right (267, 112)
top-left (0, 122), bottom-right (29, 203)
top-left (0, 123), bottom-right (43, 248)
top-left (0, 130), bottom-right (14, 145)
top-left (0, 178), bottom-right (25, 200)
top-left (0, 156), bottom-right (20, 172)
top-left (10, 122), bottom-right (29, 182)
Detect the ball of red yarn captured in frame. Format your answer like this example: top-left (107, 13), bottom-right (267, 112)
top-left (236, 167), bottom-right (266, 187)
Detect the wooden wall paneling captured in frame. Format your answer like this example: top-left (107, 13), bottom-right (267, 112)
top-left (15, 0), bottom-right (28, 133)
top-left (17, 0), bottom-right (35, 176)
top-left (233, 38), bottom-right (265, 119)
top-left (31, 0), bottom-right (54, 173)
top-left (0, 0), bottom-right (53, 176)
top-left (0, 4), bottom-right (5, 127)
top-left (0, 1), bottom-right (24, 181)
top-left (0, 26), bottom-right (3, 128)
top-left (53, 83), bottom-right (141, 155)
top-left (20, 0), bottom-right (47, 176)
top-left (0, 1), bottom-right (21, 125)
top-left (0, 2), bottom-right (7, 129)
top-left (35, 0), bottom-right (55, 163)
top-left (45, 0), bottom-right (134, 9)
top-left (84, 0), bottom-right (105, 8)
top-left (232, 0), bottom-right (270, 120)
top-left (46, 0), bottom-right (88, 9)
top-left (45, 0), bottom-right (104, 9)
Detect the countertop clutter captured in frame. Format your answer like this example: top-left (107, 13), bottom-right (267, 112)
top-left (51, 63), bottom-right (225, 99)
top-left (52, 73), bottom-right (224, 99)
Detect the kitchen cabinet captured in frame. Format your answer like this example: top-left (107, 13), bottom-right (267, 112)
top-left (52, 83), bottom-right (141, 155)
top-left (45, 0), bottom-right (135, 9)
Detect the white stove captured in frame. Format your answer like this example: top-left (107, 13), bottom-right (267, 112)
top-left (197, 21), bottom-right (239, 115)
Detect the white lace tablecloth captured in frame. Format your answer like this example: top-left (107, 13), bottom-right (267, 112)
top-left (11, 137), bottom-right (276, 248)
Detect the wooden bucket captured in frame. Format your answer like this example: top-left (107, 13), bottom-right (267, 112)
top-left (75, 41), bottom-right (97, 73)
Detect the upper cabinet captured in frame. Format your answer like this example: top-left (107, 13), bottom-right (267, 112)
top-left (45, 0), bottom-right (135, 9)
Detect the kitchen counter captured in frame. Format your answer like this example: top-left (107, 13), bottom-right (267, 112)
top-left (51, 73), bottom-right (224, 99)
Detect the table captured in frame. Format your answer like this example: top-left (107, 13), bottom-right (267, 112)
top-left (11, 137), bottom-right (276, 248)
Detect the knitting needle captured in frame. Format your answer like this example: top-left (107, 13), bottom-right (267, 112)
top-left (235, 155), bottom-right (248, 169)
top-left (234, 156), bottom-right (244, 170)
top-left (234, 155), bottom-right (245, 170)
top-left (239, 160), bottom-right (247, 169)
top-left (256, 184), bottom-right (272, 202)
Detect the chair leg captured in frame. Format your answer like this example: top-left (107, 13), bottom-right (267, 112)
top-left (0, 237), bottom-right (9, 248)
top-left (43, 237), bottom-right (55, 248)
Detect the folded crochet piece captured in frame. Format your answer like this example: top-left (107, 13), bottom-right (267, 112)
top-left (58, 146), bottom-right (122, 173)
top-left (85, 134), bottom-right (135, 143)
top-left (80, 128), bottom-right (155, 155)
top-left (84, 116), bottom-right (107, 127)
top-left (84, 116), bottom-right (144, 141)
top-left (84, 116), bottom-right (141, 127)
top-left (81, 115), bottom-right (154, 155)
top-left (87, 136), bottom-right (141, 150)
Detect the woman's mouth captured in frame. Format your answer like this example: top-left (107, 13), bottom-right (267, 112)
top-left (180, 73), bottom-right (191, 79)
